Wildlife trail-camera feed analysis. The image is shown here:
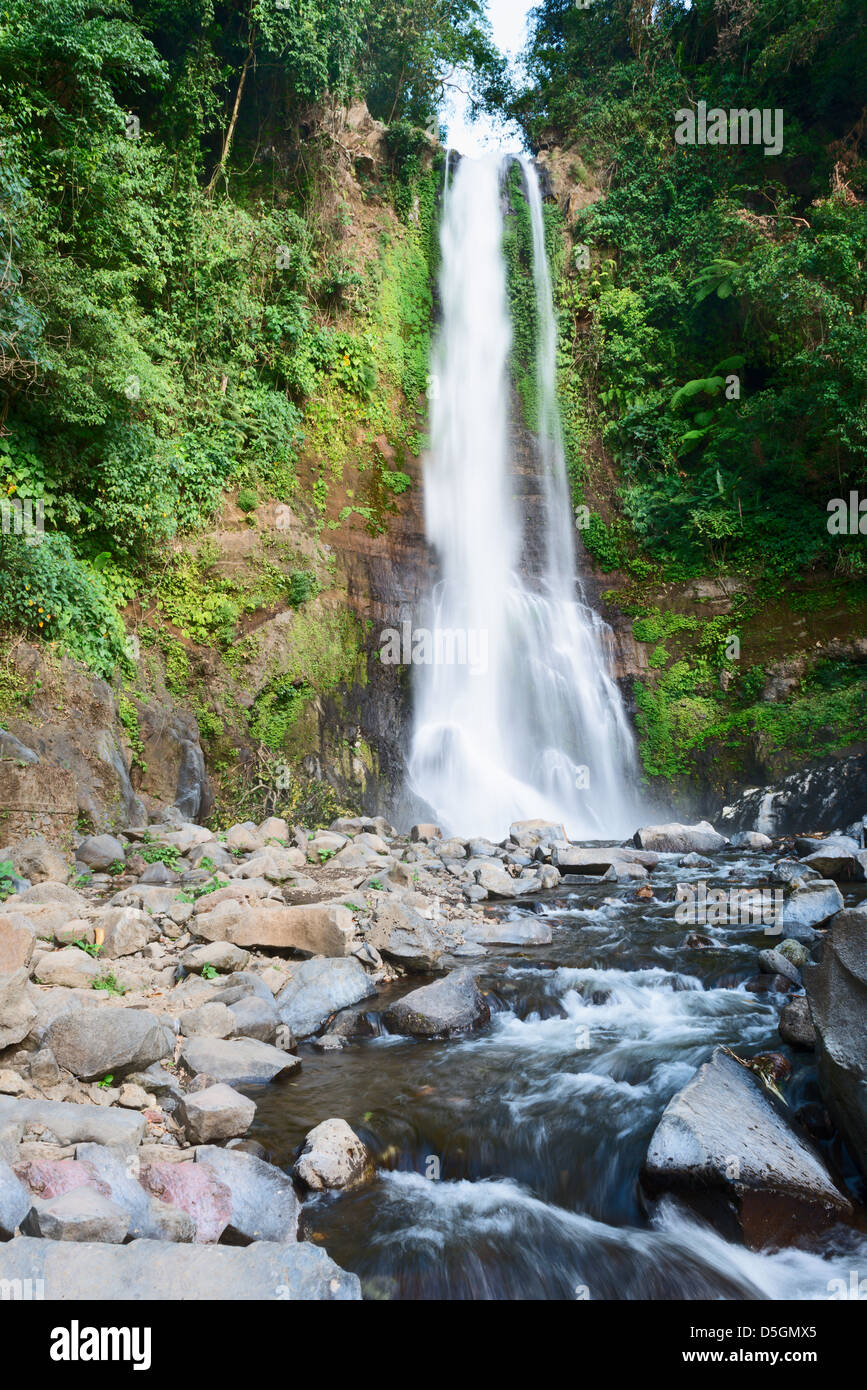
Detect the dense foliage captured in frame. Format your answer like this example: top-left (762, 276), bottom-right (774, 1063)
top-left (0, 0), bottom-right (496, 671)
top-left (512, 0), bottom-right (867, 581)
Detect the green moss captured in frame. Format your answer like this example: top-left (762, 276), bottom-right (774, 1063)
top-left (117, 694), bottom-right (146, 774)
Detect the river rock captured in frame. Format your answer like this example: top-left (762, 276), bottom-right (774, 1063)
top-left (22, 1187), bottom-right (130, 1243)
top-left (292, 1118), bottom-right (372, 1192)
top-left (779, 995), bottom-right (816, 1049)
top-left (461, 918), bottom-right (553, 946)
top-left (177, 1084), bottom-right (256, 1144)
top-left (474, 864), bottom-right (536, 898)
top-left (138, 1161), bottom-right (232, 1242)
top-left (11, 837), bottom-right (69, 885)
top-left (178, 1036), bottom-right (299, 1086)
top-left (73, 1144), bottom-right (167, 1240)
top-left (552, 847), bottom-right (647, 874)
top-left (410, 824), bottom-right (442, 842)
top-left (804, 909), bottom-right (867, 1178)
top-left (232, 848), bottom-right (306, 881)
top-left (758, 948), bottom-right (801, 985)
top-left (633, 821), bottom-right (727, 854)
top-left (777, 938), bottom-right (809, 970)
top-left (0, 968), bottom-right (38, 1047)
top-left (223, 823), bottom-right (263, 854)
top-left (94, 906), bottom-right (160, 958)
top-left (780, 879), bottom-right (844, 938)
top-left (227, 994), bottom-right (278, 1044)
top-left (275, 957), bottom-right (377, 1038)
top-left (0, 913), bottom-right (37, 973)
top-left (76, 835), bottom-right (125, 871)
top-left (0, 1158), bottom-right (33, 1237)
top-left (368, 899), bottom-right (458, 972)
top-left (0, 1097), bottom-right (145, 1152)
top-left (181, 942), bottom-right (250, 975)
top-left (383, 968), bottom-right (490, 1039)
top-left (730, 831), bottom-right (773, 850)
top-left (771, 858), bottom-right (820, 885)
top-left (34, 946), bottom-right (104, 989)
top-left (44, 1007), bottom-right (173, 1081)
top-left (195, 1145), bottom-right (300, 1243)
top-left (193, 900), bottom-right (356, 956)
top-left (801, 840), bottom-right (867, 883)
top-left (642, 1046), bottom-right (852, 1247)
top-left (0, 1236), bottom-right (360, 1298)
top-left (177, 1000), bottom-right (237, 1039)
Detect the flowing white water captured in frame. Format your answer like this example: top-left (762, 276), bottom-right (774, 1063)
top-left (408, 153), bottom-right (640, 839)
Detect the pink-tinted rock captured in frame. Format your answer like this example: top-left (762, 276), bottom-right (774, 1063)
top-left (13, 1158), bottom-right (109, 1202)
top-left (138, 1162), bottom-right (232, 1243)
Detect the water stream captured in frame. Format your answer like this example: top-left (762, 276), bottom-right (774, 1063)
top-left (252, 848), bottom-right (867, 1299)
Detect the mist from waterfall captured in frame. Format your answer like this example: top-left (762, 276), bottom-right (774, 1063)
top-left (407, 153), bottom-right (641, 840)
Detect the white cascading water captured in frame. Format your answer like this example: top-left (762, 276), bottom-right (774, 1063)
top-left (408, 153), bottom-right (641, 840)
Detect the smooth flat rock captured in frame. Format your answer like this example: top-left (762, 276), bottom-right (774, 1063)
top-left (633, 821), bottom-right (727, 854)
top-left (642, 1046), bottom-right (852, 1248)
top-left (0, 1237), bottom-right (360, 1298)
top-left (179, 1036), bottom-right (300, 1086)
top-left (194, 900), bottom-right (355, 956)
top-left (0, 1097), bottom-right (145, 1153)
top-left (275, 958), bottom-right (377, 1039)
top-left (461, 918), bottom-right (553, 946)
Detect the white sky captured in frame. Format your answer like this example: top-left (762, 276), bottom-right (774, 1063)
top-left (442, 0), bottom-right (533, 156)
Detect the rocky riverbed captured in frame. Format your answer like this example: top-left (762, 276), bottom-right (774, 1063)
top-left (0, 811), bottom-right (866, 1298)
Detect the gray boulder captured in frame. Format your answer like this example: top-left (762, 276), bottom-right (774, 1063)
top-left (368, 899), bottom-right (459, 973)
top-left (45, 1007), bottom-right (173, 1081)
top-left (758, 948), bottom-right (801, 985)
top-left (22, 1188), bottom-right (130, 1243)
top-left (0, 967), bottom-right (37, 1046)
top-left (633, 820), bottom-right (727, 854)
top-left (804, 909), bottom-right (867, 1178)
top-left (730, 831), bottom-right (773, 850)
top-left (383, 968), bottom-right (490, 1039)
top-left (74, 1144), bottom-right (178, 1241)
top-left (642, 1047), bottom-right (852, 1248)
top-left (780, 880), bottom-right (844, 939)
top-left (0, 1158), bottom-right (33, 1237)
top-left (176, 1084), bottom-right (256, 1145)
top-left (179, 1037), bottom-right (300, 1086)
top-left (195, 1146), bottom-right (300, 1244)
top-left (461, 918), bottom-right (553, 946)
top-left (275, 958), bottom-right (377, 1039)
top-left (0, 1236), bottom-right (360, 1298)
top-left (227, 994), bottom-right (278, 1044)
top-left (76, 835), bottom-right (125, 871)
top-left (293, 1118), bottom-right (372, 1192)
top-left (779, 995), bottom-right (816, 1050)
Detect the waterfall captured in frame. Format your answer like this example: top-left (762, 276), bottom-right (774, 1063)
top-left (407, 153), bottom-right (640, 840)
